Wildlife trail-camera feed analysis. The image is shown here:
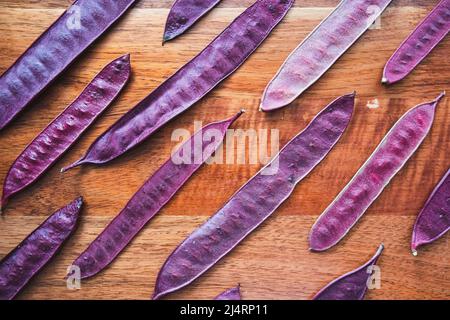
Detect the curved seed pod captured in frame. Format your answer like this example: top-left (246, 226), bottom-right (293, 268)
top-left (66, 0), bottom-right (294, 169)
top-left (309, 93), bottom-right (445, 252)
top-left (153, 93), bottom-right (355, 300)
top-left (382, 0), bottom-right (450, 85)
top-left (411, 169), bottom-right (450, 255)
top-left (0, 197), bottom-right (83, 300)
top-left (313, 244), bottom-right (384, 300)
top-left (260, 0), bottom-right (393, 112)
top-left (163, 0), bottom-right (222, 43)
top-left (214, 285), bottom-right (241, 300)
top-left (0, 0), bottom-right (136, 131)
top-left (1, 55), bottom-right (131, 211)
top-left (70, 111), bottom-right (243, 279)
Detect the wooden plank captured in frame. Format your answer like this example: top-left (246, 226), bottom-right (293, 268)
top-left (0, 0), bottom-right (448, 300)
top-left (1, 215), bottom-right (448, 300)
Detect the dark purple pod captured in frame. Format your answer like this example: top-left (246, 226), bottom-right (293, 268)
top-left (0, 0), bottom-right (135, 131)
top-left (66, 0), bottom-right (294, 169)
top-left (70, 111), bottom-right (243, 279)
top-left (260, 0), bottom-right (393, 111)
top-left (153, 93), bottom-right (355, 300)
top-left (382, 0), bottom-right (450, 85)
top-left (0, 197), bottom-right (83, 300)
top-left (1, 55), bottom-right (131, 211)
top-left (313, 244), bottom-right (384, 300)
top-left (214, 285), bottom-right (242, 300)
top-left (163, 0), bottom-right (222, 43)
top-left (411, 169), bottom-right (450, 255)
top-left (309, 93), bottom-right (445, 252)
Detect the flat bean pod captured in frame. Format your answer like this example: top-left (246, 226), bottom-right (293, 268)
top-left (67, 0), bottom-right (294, 168)
top-left (70, 111), bottom-right (243, 279)
top-left (214, 285), bottom-right (241, 300)
top-left (0, 197), bottom-right (83, 300)
top-left (309, 93), bottom-right (445, 252)
top-left (382, 0), bottom-right (450, 85)
top-left (1, 55), bottom-right (131, 211)
top-left (0, 0), bottom-right (135, 131)
top-left (260, 0), bottom-right (393, 111)
top-left (163, 0), bottom-right (222, 42)
top-left (313, 244), bottom-right (384, 300)
top-left (411, 169), bottom-right (450, 255)
top-left (153, 93), bottom-right (355, 300)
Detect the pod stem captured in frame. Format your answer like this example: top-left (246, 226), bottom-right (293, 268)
top-left (434, 91), bottom-right (446, 104)
top-left (230, 109), bottom-right (246, 123)
top-left (61, 158), bottom-right (86, 173)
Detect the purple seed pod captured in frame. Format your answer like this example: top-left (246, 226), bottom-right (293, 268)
top-left (163, 0), bottom-right (222, 43)
top-left (214, 285), bottom-right (242, 300)
top-left (411, 169), bottom-right (450, 255)
top-left (382, 0), bottom-right (450, 85)
top-left (313, 244), bottom-right (384, 300)
top-left (0, 197), bottom-right (83, 300)
top-left (153, 93), bottom-right (355, 300)
top-left (260, 0), bottom-right (393, 112)
top-left (0, 0), bottom-right (135, 131)
top-left (70, 111), bottom-right (244, 279)
top-left (66, 0), bottom-right (294, 169)
top-left (309, 93), bottom-right (445, 252)
top-left (1, 55), bottom-right (131, 212)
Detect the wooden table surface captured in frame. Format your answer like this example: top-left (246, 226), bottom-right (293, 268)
top-left (0, 0), bottom-right (449, 300)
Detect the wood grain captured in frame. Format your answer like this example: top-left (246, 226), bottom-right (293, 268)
top-left (0, 0), bottom-right (448, 300)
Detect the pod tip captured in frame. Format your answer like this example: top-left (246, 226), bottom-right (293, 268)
top-left (436, 91), bottom-right (446, 102)
top-left (74, 196), bottom-right (84, 208)
top-left (152, 292), bottom-right (161, 300)
top-left (61, 159), bottom-right (84, 173)
top-left (381, 77), bottom-right (389, 84)
top-left (162, 33), bottom-right (173, 45)
top-left (120, 53), bottom-right (131, 61)
top-left (259, 100), bottom-right (272, 113)
top-left (412, 249), bottom-right (418, 257)
top-left (229, 109), bottom-right (245, 124)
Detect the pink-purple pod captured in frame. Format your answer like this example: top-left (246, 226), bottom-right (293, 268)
top-left (153, 93), bottom-right (355, 300)
top-left (214, 285), bottom-right (242, 300)
top-left (260, 0), bottom-right (393, 112)
top-left (411, 169), bottom-right (450, 255)
top-left (65, 0), bottom-right (294, 169)
top-left (382, 0), bottom-right (450, 85)
top-left (163, 0), bottom-right (222, 43)
top-left (309, 93), bottom-right (445, 252)
top-left (313, 244), bottom-right (384, 300)
top-left (1, 55), bottom-right (131, 212)
top-left (0, 197), bottom-right (83, 300)
top-left (0, 0), bottom-right (135, 131)
top-left (69, 111), bottom-right (243, 279)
